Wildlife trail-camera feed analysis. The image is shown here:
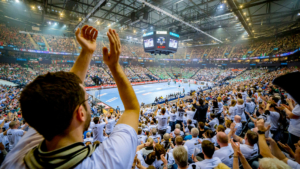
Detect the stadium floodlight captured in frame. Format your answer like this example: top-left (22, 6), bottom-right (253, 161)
top-left (74, 0), bottom-right (106, 31)
top-left (220, 5), bottom-right (223, 9)
top-left (137, 0), bottom-right (223, 43)
top-left (16, 0), bottom-right (19, 3)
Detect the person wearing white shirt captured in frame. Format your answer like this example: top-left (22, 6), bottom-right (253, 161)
top-left (186, 107), bottom-right (197, 125)
top-left (171, 124), bottom-right (184, 137)
top-left (284, 99), bottom-right (300, 151)
top-left (228, 100), bottom-right (237, 121)
top-left (149, 128), bottom-right (161, 143)
top-left (233, 115), bottom-right (243, 136)
top-left (205, 113), bottom-right (219, 132)
top-left (169, 109), bottom-right (177, 131)
top-left (105, 112), bottom-right (119, 135)
top-left (148, 121), bottom-right (157, 131)
top-left (184, 128), bottom-right (202, 163)
top-left (7, 121), bottom-right (26, 151)
top-left (83, 132), bottom-right (93, 144)
top-left (235, 99), bottom-right (247, 122)
top-left (213, 132), bottom-right (234, 168)
top-left (92, 117), bottom-right (107, 143)
top-left (230, 124), bottom-right (259, 160)
top-left (1, 28), bottom-right (141, 169)
top-left (156, 108), bottom-right (168, 138)
top-left (190, 140), bottom-right (222, 169)
top-left (170, 146), bottom-right (192, 169)
top-left (137, 128), bottom-right (147, 145)
top-left (169, 136), bottom-right (188, 156)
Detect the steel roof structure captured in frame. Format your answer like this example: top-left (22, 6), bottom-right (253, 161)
top-left (0, 0), bottom-right (299, 44)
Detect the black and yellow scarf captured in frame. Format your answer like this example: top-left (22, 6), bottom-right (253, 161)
top-left (24, 140), bottom-right (100, 169)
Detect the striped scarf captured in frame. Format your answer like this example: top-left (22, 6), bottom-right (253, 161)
top-left (24, 140), bottom-right (100, 169)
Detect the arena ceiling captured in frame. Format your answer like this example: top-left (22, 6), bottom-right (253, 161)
top-left (0, 0), bottom-right (300, 45)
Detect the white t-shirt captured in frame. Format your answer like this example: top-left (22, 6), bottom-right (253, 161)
top-left (235, 104), bottom-right (246, 122)
top-left (186, 111), bottom-right (196, 121)
top-left (190, 157), bottom-right (221, 169)
top-left (149, 134), bottom-right (161, 143)
top-left (225, 128), bottom-right (231, 135)
top-left (83, 137), bottom-right (93, 144)
top-left (176, 110), bottom-right (185, 121)
top-left (92, 122), bottom-right (106, 142)
top-left (1, 124), bottom-right (138, 169)
top-left (106, 119), bottom-right (117, 134)
top-left (208, 118), bottom-right (219, 132)
top-left (7, 129), bottom-right (25, 151)
top-left (229, 106), bottom-right (236, 120)
top-left (184, 138), bottom-right (202, 158)
top-left (288, 105), bottom-right (300, 137)
top-left (157, 114), bottom-right (168, 130)
top-left (169, 113), bottom-right (177, 122)
top-left (3, 122), bottom-right (11, 131)
top-left (137, 134), bottom-right (147, 145)
top-left (288, 159), bottom-right (300, 169)
top-left (234, 122), bottom-right (243, 136)
top-left (240, 140), bottom-right (258, 160)
top-left (88, 122), bottom-right (95, 131)
top-left (213, 144), bottom-right (234, 168)
top-left (269, 111), bottom-right (280, 131)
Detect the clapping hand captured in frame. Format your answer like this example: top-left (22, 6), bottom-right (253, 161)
top-left (75, 25), bottom-right (98, 54)
top-left (103, 29), bottom-right (121, 68)
top-left (257, 119), bottom-right (270, 132)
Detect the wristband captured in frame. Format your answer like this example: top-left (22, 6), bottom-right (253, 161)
top-left (258, 130), bottom-right (265, 135)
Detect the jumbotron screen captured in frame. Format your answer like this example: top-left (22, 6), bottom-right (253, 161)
top-left (142, 31), bottom-right (179, 55)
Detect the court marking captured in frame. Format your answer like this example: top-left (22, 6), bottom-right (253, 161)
top-left (97, 93), bottom-right (107, 97)
top-left (106, 97), bottom-right (118, 102)
top-left (136, 90), bottom-right (146, 93)
top-left (143, 92), bottom-right (152, 95)
top-left (156, 88), bottom-right (162, 90)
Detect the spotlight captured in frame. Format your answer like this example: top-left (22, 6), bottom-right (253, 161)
top-left (108, 24), bottom-right (110, 27)
top-left (48, 21), bottom-right (51, 25)
top-left (298, 13), bottom-right (300, 16)
top-left (32, 6), bottom-right (35, 9)
top-left (246, 18), bottom-right (249, 21)
top-left (249, 23), bottom-right (251, 25)
top-left (252, 30), bottom-right (254, 32)
top-left (243, 12), bottom-right (246, 15)
top-left (97, 21), bottom-right (100, 24)
top-left (54, 22), bottom-right (57, 25)
top-left (240, 5), bottom-right (243, 8)
top-left (38, 6), bottom-right (40, 8)
top-left (220, 5), bottom-right (223, 9)
top-left (60, 13), bottom-right (63, 16)
top-left (64, 24), bottom-right (66, 27)
top-left (15, 0), bottom-right (19, 3)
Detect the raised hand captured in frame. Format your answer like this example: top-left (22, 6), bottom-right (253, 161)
top-left (103, 29), bottom-right (121, 67)
top-left (257, 119), bottom-right (270, 132)
top-left (278, 141), bottom-right (293, 153)
top-left (75, 25), bottom-right (98, 53)
top-left (160, 154), bottom-right (167, 162)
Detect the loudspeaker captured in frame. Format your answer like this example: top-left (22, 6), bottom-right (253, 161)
top-left (131, 12), bottom-right (136, 22)
top-left (143, 12), bottom-right (148, 20)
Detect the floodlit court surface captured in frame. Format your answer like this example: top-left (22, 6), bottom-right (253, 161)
top-left (87, 82), bottom-right (207, 111)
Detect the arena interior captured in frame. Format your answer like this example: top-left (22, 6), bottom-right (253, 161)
top-left (0, 0), bottom-right (300, 168)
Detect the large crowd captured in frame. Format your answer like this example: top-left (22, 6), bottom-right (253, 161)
top-left (0, 25), bottom-right (299, 169)
top-left (1, 24), bottom-right (300, 59)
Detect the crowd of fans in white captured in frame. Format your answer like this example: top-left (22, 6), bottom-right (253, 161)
top-left (0, 25), bottom-right (299, 169)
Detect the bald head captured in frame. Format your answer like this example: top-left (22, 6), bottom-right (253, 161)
top-left (86, 132), bottom-right (91, 138)
top-left (234, 115), bottom-right (241, 123)
top-left (216, 132), bottom-right (228, 146)
top-left (174, 129), bottom-right (181, 136)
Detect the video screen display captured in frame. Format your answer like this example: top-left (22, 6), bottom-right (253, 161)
top-left (144, 38), bottom-right (154, 48)
top-left (157, 37), bottom-right (166, 46)
top-left (169, 39), bottom-right (178, 48)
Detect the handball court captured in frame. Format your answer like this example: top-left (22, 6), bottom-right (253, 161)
top-left (87, 82), bottom-right (205, 111)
